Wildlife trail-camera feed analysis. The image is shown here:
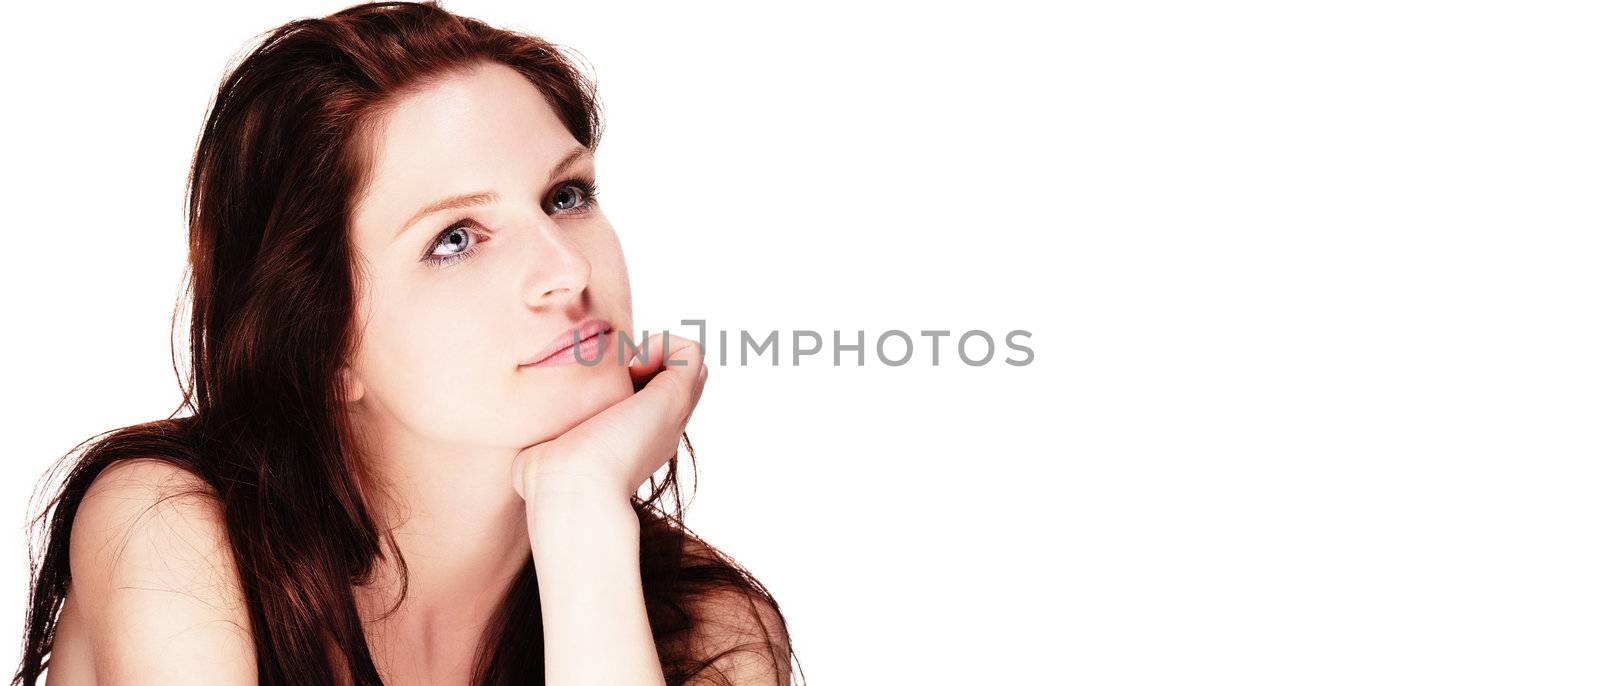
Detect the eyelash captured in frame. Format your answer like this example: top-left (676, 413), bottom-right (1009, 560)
top-left (422, 177), bottom-right (601, 269)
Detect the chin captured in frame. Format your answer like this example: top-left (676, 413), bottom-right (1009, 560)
top-left (525, 366), bottom-right (635, 441)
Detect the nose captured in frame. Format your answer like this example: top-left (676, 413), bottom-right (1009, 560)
top-left (520, 216), bottom-right (592, 309)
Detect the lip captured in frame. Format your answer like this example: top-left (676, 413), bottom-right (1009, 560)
top-left (518, 318), bottom-right (613, 367)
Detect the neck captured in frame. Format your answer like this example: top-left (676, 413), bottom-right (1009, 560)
top-left (348, 412), bottom-right (532, 678)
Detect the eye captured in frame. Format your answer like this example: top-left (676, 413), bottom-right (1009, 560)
top-left (423, 221), bottom-right (485, 268)
top-left (548, 178), bottom-right (599, 214)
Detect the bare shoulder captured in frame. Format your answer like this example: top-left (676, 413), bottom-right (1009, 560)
top-left (677, 534), bottom-right (794, 686)
top-left (68, 458), bottom-right (256, 684)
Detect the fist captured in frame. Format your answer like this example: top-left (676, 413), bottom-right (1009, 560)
top-left (509, 331), bottom-right (708, 507)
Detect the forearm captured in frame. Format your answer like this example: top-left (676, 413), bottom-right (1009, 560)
top-left (528, 495), bottom-right (666, 686)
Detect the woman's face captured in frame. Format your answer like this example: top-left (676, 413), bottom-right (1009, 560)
top-left (343, 61), bottom-right (634, 452)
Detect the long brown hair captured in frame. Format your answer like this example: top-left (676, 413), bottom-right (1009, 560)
top-left (12, 3), bottom-right (801, 684)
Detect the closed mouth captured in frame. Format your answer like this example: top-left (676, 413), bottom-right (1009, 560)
top-left (520, 319), bottom-right (613, 367)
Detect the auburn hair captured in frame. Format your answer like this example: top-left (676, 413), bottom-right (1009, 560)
top-left (12, 2), bottom-right (800, 684)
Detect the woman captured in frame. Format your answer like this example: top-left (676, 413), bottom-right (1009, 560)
top-left (12, 2), bottom-right (799, 684)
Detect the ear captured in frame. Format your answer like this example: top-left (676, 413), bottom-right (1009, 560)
top-left (338, 366), bottom-right (365, 403)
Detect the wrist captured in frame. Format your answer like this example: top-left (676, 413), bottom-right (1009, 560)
top-left (526, 490), bottom-right (639, 544)
top-left (520, 439), bottom-right (633, 505)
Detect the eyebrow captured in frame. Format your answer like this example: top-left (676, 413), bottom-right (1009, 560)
top-left (391, 146), bottom-right (595, 241)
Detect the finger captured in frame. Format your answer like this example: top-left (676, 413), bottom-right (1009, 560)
top-left (628, 331), bottom-right (704, 387)
top-left (686, 362), bottom-right (708, 425)
top-left (626, 332), bottom-right (670, 386)
top-left (663, 348), bottom-right (709, 435)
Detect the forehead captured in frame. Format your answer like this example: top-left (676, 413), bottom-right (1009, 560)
top-left (351, 61), bottom-right (578, 239)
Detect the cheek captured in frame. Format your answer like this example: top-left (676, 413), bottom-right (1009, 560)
top-left (359, 291), bottom-right (518, 440)
top-left (586, 227), bottom-right (633, 315)
top-left (357, 272), bottom-right (638, 448)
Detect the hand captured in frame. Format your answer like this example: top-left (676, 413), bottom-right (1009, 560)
top-left (509, 331), bottom-right (708, 509)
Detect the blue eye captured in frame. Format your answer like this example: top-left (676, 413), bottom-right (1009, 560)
top-left (423, 222), bottom-right (482, 268)
top-left (420, 178), bottom-right (597, 269)
top-left (549, 178), bottom-right (598, 213)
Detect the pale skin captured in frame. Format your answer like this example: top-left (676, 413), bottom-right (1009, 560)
top-left (55, 61), bottom-right (783, 685)
top-left (338, 58), bottom-right (704, 684)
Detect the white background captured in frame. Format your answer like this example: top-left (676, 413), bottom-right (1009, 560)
top-left (3, 1), bottom-right (1597, 684)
